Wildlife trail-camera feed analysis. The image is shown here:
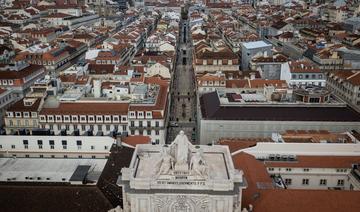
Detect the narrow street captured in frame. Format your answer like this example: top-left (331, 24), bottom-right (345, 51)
top-left (166, 6), bottom-right (197, 144)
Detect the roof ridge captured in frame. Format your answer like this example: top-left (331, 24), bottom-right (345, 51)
top-left (346, 71), bottom-right (360, 80)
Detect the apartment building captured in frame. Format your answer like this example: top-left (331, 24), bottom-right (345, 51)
top-left (0, 88), bottom-right (14, 127)
top-left (0, 62), bottom-right (46, 98)
top-left (241, 40), bottom-right (272, 70)
top-left (326, 70), bottom-right (360, 112)
top-left (39, 102), bottom-right (129, 137)
top-left (266, 155), bottom-right (360, 190)
top-left (281, 60), bottom-right (326, 87)
top-left (4, 97), bottom-right (43, 135)
top-left (193, 48), bottom-right (239, 74)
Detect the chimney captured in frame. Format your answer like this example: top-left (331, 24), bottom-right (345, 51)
top-left (250, 72), bottom-right (256, 80)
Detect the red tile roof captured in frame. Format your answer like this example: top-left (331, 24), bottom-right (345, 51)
top-left (0, 64), bottom-right (45, 80)
top-left (232, 152), bottom-right (360, 212)
top-left (122, 135), bottom-right (151, 147)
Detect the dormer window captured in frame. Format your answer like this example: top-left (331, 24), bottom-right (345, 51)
top-left (23, 112), bottom-right (29, 118)
top-left (56, 116), bottom-right (62, 122)
top-left (23, 98), bottom-right (36, 106)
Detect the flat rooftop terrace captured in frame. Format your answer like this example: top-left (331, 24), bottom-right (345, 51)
top-left (0, 158), bottom-right (107, 184)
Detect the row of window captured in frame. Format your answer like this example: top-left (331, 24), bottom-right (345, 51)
top-left (40, 115), bottom-right (128, 123)
top-left (130, 120), bottom-right (160, 127)
top-left (284, 178), bottom-right (345, 186)
top-left (0, 141), bottom-right (109, 151)
top-left (129, 111), bottom-right (153, 118)
top-left (0, 79), bottom-right (14, 86)
top-left (0, 93), bottom-right (13, 105)
top-left (130, 129), bottom-right (160, 136)
top-left (7, 111), bottom-right (38, 118)
top-left (47, 124), bottom-right (127, 132)
top-left (8, 119), bottom-right (37, 127)
top-left (198, 59), bottom-right (235, 65)
top-left (292, 74), bottom-right (323, 79)
top-left (12, 154), bottom-right (109, 159)
top-left (268, 168), bottom-right (310, 172)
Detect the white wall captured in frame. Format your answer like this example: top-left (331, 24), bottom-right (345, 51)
top-left (0, 135), bottom-right (115, 158)
top-left (233, 142), bottom-right (360, 158)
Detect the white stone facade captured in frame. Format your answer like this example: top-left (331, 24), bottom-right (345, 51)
top-left (119, 131), bottom-right (245, 212)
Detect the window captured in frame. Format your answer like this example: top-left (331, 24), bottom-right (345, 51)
top-left (122, 125), bottom-right (127, 131)
top-left (155, 121), bottom-right (159, 127)
top-left (286, 168), bottom-right (292, 171)
top-left (320, 179), bottom-right (327, 186)
top-left (25, 154), bottom-right (29, 158)
top-left (155, 130), bottom-right (160, 135)
top-left (131, 130), bottom-right (135, 135)
top-left (302, 179), bottom-right (309, 185)
top-left (78, 155), bottom-right (82, 158)
top-left (104, 146), bottom-right (108, 150)
top-left (337, 179), bottom-right (344, 186)
top-left (97, 125), bottom-right (102, 131)
top-left (49, 140), bottom-right (54, 149)
top-left (62, 140), bottom-right (67, 149)
top-left (303, 168), bottom-right (309, 172)
top-left (76, 140), bottom-right (82, 146)
top-left (113, 116), bottom-right (119, 122)
top-left (285, 178), bottom-right (292, 185)
top-left (91, 145), bottom-right (95, 150)
top-left (11, 145), bottom-right (15, 149)
top-left (147, 121), bottom-right (151, 127)
top-left (292, 74), bottom-right (297, 79)
top-left (39, 155), bottom-right (43, 158)
top-left (139, 121), bottom-right (143, 127)
top-left (64, 155), bottom-right (68, 158)
top-left (155, 139), bottom-right (160, 144)
top-left (299, 74), bottom-right (303, 79)
top-left (92, 155), bottom-right (96, 159)
top-left (23, 140), bottom-right (28, 145)
top-left (51, 155), bottom-right (55, 158)
top-left (147, 129), bottom-right (151, 135)
top-left (37, 140), bottom-right (43, 145)
top-left (268, 167), bottom-right (274, 171)
top-left (81, 125), bottom-right (86, 131)
top-left (130, 121), bottom-right (135, 127)
top-left (106, 125), bottom-right (111, 131)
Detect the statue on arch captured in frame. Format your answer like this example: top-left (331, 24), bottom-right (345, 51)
top-left (170, 130), bottom-right (193, 170)
top-left (190, 150), bottom-right (208, 178)
top-left (155, 147), bottom-right (175, 177)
